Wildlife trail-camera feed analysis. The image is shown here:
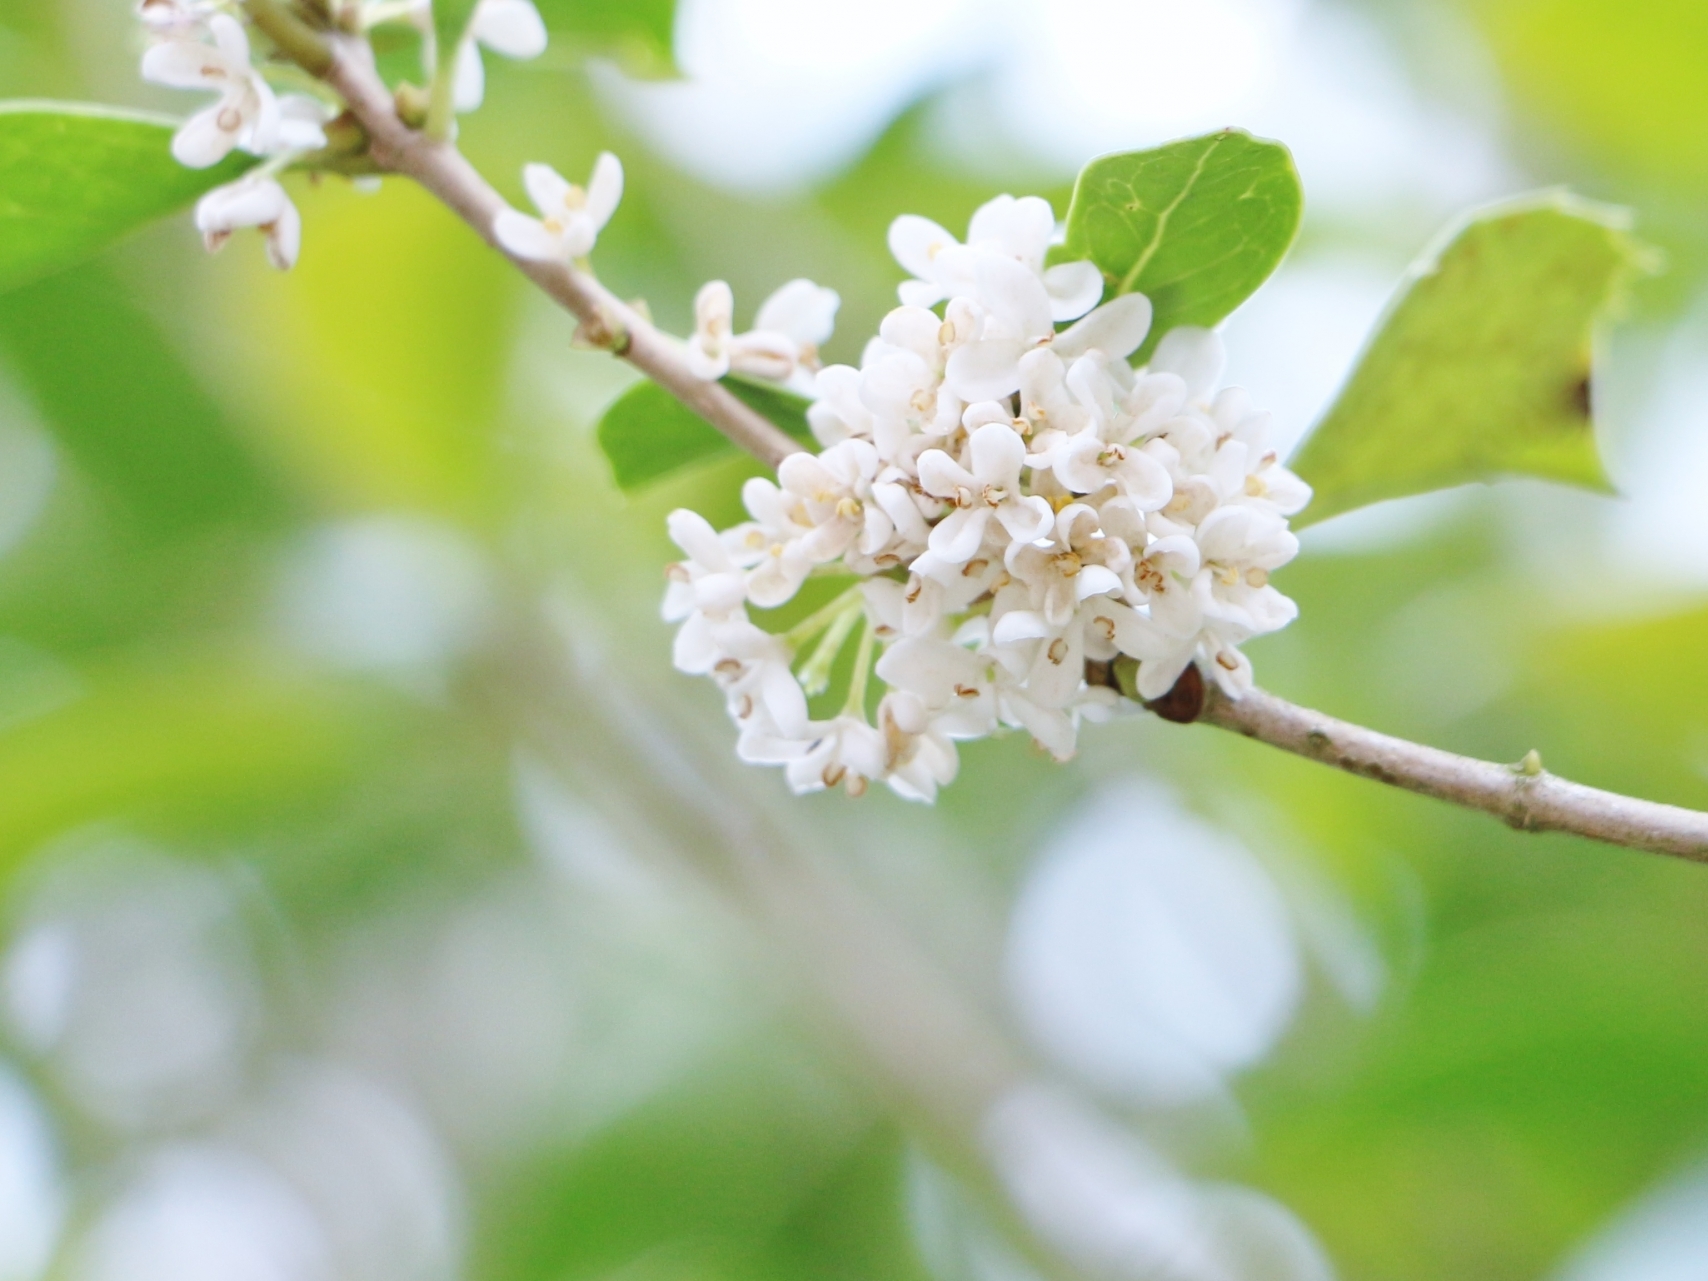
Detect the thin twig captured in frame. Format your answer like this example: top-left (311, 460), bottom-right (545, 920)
top-left (1197, 683), bottom-right (1708, 861)
top-left (243, 7), bottom-right (805, 467)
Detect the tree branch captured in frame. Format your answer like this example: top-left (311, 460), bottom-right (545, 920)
top-left (266, 21), bottom-right (805, 468)
top-left (247, 7), bottom-right (1708, 867)
top-left (1197, 682), bottom-right (1708, 862)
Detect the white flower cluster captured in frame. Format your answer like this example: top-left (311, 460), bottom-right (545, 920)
top-left (664, 196), bottom-right (1309, 802)
top-left (135, 0), bottom-right (549, 270)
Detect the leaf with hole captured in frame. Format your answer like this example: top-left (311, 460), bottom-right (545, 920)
top-left (1052, 130), bottom-right (1302, 362)
top-left (596, 375), bottom-right (813, 491)
top-left (0, 101), bottom-right (256, 295)
top-left (1290, 193), bottom-right (1644, 527)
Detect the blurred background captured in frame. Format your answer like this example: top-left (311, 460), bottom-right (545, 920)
top-left (2, 0), bottom-right (1708, 1278)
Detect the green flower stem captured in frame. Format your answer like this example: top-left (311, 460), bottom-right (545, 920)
top-left (240, 0), bottom-right (333, 76)
top-left (781, 584), bottom-right (862, 651)
top-left (796, 600), bottom-right (863, 698)
top-left (841, 617), bottom-right (876, 720)
top-left (424, 35), bottom-right (458, 142)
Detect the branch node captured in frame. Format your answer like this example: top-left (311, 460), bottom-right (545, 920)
top-left (393, 82), bottom-right (431, 130)
top-left (1514, 748), bottom-right (1545, 778)
top-left (573, 306), bottom-right (629, 356)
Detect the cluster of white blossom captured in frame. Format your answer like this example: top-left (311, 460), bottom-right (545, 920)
top-left (661, 195), bottom-right (1310, 802)
top-left (134, 0), bottom-right (548, 269)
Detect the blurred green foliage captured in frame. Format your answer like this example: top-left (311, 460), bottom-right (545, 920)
top-left (0, 103), bottom-right (256, 293)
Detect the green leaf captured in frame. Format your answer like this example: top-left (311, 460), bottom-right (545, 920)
top-left (596, 374), bottom-right (813, 491)
top-left (534, 0), bottom-right (677, 75)
top-left (1053, 129), bottom-right (1302, 362)
top-left (1290, 193), bottom-right (1645, 528)
top-left (0, 101), bottom-right (256, 295)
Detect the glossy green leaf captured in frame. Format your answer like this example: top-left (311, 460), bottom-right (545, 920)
top-left (0, 101), bottom-right (256, 295)
top-left (596, 375), bottom-right (813, 491)
top-left (1053, 129), bottom-right (1302, 362)
top-left (534, 0), bottom-right (676, 75)
top-left (1291, 193), bottom-right (1644, 527)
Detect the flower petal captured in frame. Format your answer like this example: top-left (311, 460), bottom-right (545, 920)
top-left (521, 162), bottom-right (572, 220)
top-left (888, 214), bottom-right (958, 279)
top-left (995, 495), bottom-right (1054, 546)
top-left (171, 105), bottom-right (239, 168)
top-left (585, 151), bottom-right (624, 231)
top-left (209, 11), bottom-right (249, 61)
top-left (262, 193), bottom-right (301, 270)
top-left (945, 338), bottom-right (1026, 402)
top-left (1150, 326), bottom-right (1226, 400)
top-left (1074, 564), bottom-right (1122, 601)
top-left (1054, 292), bottom-right (1153, 361)
top-left (667, 508), bottom-right (732, 569)
top-left (475, 0), bottom-right (547, 57)
top-left (141, 37), bottom-right (224, 89)
top-left (968, 194), bottom-right (1054, 267)
top-left (976, 253), bottom-right (1054, 342)
top-left (755, 278), bottom-right (840, 346)
top-left (898, 278), bottom-right (947, 309)
top-left (926, 507), bottom-right (990, 564)
top-left (992, 609), bottom-right (1050, 645)
top-left (453, 37), bottom-right (486, 111)
top-left (1042, 260), bottom-right (1104, 321)
top-left (916, 448), bottom-right (977, 500)
top-left (967, 421), bottom-right (1026, 486)
top-left (493, 208), bottom-right (561, 261)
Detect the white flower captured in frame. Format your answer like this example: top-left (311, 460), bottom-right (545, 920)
top-left (686, 279), bottom-right (840, 394)
top-left (875, 635), bottom-right (999, 740)
top-left (1045, 427), bottom-right (1173, 510)
top-left (276, 94), bottom-right (332, 151)
top-left (662, 509), bottom-right (749, 625)
top-left (916, 422), bottom-right (1054, 564)
top-left (661, 194), bottom-right (1307, 797)
top-left (1149, 325), bottom-right (1226, 405)
top-left (853, 302), bottom-right (979, 457)
top-left (727, 508), bottom-right (816, 610)
top-left (195, 174), bottom-right (301, 270)
top-left (889, 194), bottom-right (1104, 321)
top-left (1113, 611), bottom-right (1256, 702)
top-left (945, 256), bottom-right (1154, 402)
top-left (453, 0), bottom-right (549, 112)
top-left (1130, 533), bottom-right (1202, 634)
top-left (991, 516), bottom-right (1130, 711)
top-left (493, 153), bottom-right (623, 263)
top-left (999, 506), bottom-right (1128, 630)
top-left (1190, 506), bottom-right (1300, 635)
top-left (741, 714), bottom-right (888, 797)
top-left (771, 439), bottom-right (890, 564)
top-left (142, 13), bottom-right (288, 167)
top-left (877, 690), bottom-right (960, 803)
